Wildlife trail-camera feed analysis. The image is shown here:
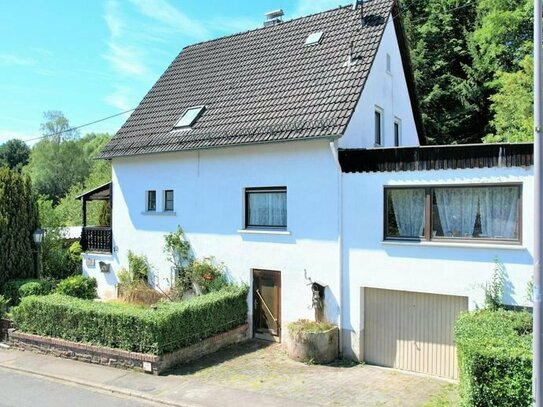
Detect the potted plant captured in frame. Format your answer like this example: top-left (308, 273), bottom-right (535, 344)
top-left (286, 319), bottom-right (339, 364)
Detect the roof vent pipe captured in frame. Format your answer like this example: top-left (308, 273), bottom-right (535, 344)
top-left (264, 9), bottom-right (284, 27)
top-left (353, 0), bottom-right (365, 26)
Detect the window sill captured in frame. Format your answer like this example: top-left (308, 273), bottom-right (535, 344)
top-left (141, 211), bottom-right (177, 216)
top-left (237, 229), bottom-right (291, 236)
top-left (381, 240), bottom-right (526, 251)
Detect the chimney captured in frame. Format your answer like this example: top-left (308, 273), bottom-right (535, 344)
top-left (264, 9), bottom-right (284, 27)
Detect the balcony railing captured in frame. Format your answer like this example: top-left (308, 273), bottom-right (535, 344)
top-left (81, 227), bottom-right (112, 253)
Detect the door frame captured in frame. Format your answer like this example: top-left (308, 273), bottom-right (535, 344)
top-left (252, 269), bottom-right (281, 342)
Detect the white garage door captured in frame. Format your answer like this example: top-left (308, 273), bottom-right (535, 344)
top-left (364, 288), bottom-right (468, 379)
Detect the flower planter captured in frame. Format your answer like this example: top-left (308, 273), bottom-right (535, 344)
top-left (286, 324), bottom-right (339, 364)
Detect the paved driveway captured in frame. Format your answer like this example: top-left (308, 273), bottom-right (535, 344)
top-left (169, 340), bottom-right (459, 407)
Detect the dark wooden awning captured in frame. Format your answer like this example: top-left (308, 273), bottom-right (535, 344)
top-left (75, 182), bottom-right (111, 201)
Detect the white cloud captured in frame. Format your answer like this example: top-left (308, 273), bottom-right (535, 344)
top-left (103, 0), bottom-right (148, 77)
top-left (128, 0), bottom-right (209, 40)
top-left (103, 42), bottom-right (147, 76)
top-left (0, 54), bottom-right (35, 66)
top-left (0, 128), bottom-right (39, 144)
top-left (293, 0), bottom-right (346, 18)
top-left (105, 86), bottom-right (133, 111)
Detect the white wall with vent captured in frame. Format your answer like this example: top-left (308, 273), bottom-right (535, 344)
top-left (340, 15), bottom-right (419, 148)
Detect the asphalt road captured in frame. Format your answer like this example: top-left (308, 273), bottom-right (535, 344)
top-left (0, 368), bottom-right (163, 407)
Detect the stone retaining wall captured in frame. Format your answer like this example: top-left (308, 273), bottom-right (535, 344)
top-left (9, 324), bottom-right (248, 375)
top-left (0, 319), bottom-right (11, 342)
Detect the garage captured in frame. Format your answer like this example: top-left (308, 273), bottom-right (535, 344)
top-left (363, 288), bottom-right (468, 379)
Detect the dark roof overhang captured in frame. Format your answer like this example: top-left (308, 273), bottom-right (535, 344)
top-left (339, 143), bottom-right (533, 173)
top-left (75, 182), bottom-right (112, 201)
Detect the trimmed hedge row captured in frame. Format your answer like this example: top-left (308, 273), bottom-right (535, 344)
top-left (455, 309), bottom-right (532, 407)
top-left (11, 285), bottom-right (248, 355)
top-left (2, 279), bottom-right (54, 306)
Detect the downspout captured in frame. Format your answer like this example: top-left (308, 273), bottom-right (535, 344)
top-left (329, 139), bottom-right (344, 354)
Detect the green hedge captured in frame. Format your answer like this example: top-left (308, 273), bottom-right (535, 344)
top-left (2, 279), bottom-right (54, 306)
top-left (455, 309), bottom-right (532, 407)
top-left (11, 285), bottom-right (248, 355)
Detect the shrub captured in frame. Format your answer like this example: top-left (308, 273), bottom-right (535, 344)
top-left (455, 309), bottom-right (532, 407)
top-left (127, 251), bottom-right (149, 282)
top-left (41, 230), bottom-right (82, 280)
top-left (2, 279), bottom-right (54, 306)
top-left (55, 275), bottom-right (97, 299)
top-left (11, 285), bottom-right (249, 355)
top-left (186, 257), bottom-right (230, 294)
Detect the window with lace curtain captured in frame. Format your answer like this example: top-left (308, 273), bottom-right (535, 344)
top-left (245, 187), bottom-right (287, 229)
top-left (385, 184), bottom-right (521, 243)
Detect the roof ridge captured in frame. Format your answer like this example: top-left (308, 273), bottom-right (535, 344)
top-left (182, 3), bottom-right (353, 51)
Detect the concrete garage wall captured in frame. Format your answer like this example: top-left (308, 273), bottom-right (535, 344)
top-left (109, 139), bottom-right (341, 343)
top-left (341, 166), bottom-right (534, 359)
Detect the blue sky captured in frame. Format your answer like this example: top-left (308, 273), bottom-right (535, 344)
top-left (0, 0), bottom-right (346, 144)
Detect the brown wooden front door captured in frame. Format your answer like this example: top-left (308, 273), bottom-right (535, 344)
top-left (253, 269), bottom-right (281, 342)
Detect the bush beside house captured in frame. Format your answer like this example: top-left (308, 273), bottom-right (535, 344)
top-left (11, 285), bottom-right (248, 355)
top-left (1, 279), bottom-right (54, 306)
top-left (455, 309), bottom-right (532, 407)
top-left (55, 275), bottom-right (97, 299)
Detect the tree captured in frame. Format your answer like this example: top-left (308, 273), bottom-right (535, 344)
top-left (26, 112), bottom-right (91, 203)
top-left (0, 139), bottom-right (30, 171)
top-left (484, 56), bottom-right (533, 142)
top-left (402, 0), bottom-right (482, 144)
top-left (0, 167), bottom-right (39, 287)
top-left (40, 110), bottom-right (79, 143)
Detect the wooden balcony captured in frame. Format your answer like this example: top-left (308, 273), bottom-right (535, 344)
top-left (81, 227), bottom-right (112, 253)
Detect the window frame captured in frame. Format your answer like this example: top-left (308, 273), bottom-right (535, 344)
top-left (164, 189), bottom-right (174, 212)
top-left (146, 190), bottom-right (156, 212)
top-left (374, 107), bottom-right (384, 146)
top-left (386, 53), bottom-right (392, 74)
top-left (245, 186), bottom-right (287, 230)
top-left (383, 183), bottom-right (522, 245)
top-left (173, 106), bottom-right (206, 129)
top-left (393, 117), bottom-right (401, 147)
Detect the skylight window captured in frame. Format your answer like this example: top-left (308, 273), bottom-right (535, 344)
top-left (305, 31), bottom-right (323, 46)
top-left (174, 106), bottom-right (205, 128)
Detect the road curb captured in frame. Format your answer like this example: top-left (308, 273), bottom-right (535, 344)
top-left (0, 362), bottom-right (196, 407)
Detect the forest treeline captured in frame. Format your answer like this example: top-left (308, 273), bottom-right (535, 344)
top-left (401, 0), bottom-right (532, 144)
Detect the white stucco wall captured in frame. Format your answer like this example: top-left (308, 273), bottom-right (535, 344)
top-left (340, 15), bottom-right (419, 148)
top-left (108, 140), bottom-right (341, 341)
top-left (341, 166), bottom-right (534, 359)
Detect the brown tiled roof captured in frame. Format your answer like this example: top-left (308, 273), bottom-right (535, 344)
top-left (100, 0), bottom-right (416, 159)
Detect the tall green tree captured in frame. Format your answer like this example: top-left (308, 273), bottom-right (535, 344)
top-left (402, 0), bottom-right (481, 144)
top-left (0, 139), bottom-right (30, 171)
top-left (26, 112), bottom-right (91, 203)
top-left (0, 167), bottom-right (39, 287)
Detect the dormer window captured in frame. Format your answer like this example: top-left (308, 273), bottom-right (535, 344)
top-left (174, 106), bottom-right (205, 128)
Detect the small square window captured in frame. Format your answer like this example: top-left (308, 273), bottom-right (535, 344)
top-left (174, 106), bottom-right (205, 128)
top-left (245, 187), bottom-right (287, 229)
top-left (164, 190), bottom-right (174, 212)
top-left (374, 108), bottom-right (383, 146)
top-left (147, 190), bottom-right (156, 211)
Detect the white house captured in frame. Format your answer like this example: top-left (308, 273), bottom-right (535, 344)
top-left (81, 0), bottom-right (535, 380)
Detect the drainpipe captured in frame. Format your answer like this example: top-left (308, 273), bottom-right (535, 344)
top-left (329, 140), bottom-right (344, 355)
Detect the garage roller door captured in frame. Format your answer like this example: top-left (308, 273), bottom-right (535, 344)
top-left (364, 288), bottom-right (468, 379)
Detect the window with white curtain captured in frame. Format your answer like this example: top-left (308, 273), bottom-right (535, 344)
top-left (245, 187), bottom-right (287, 228)
top-left (385, 184), bottom-right (521, 243)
